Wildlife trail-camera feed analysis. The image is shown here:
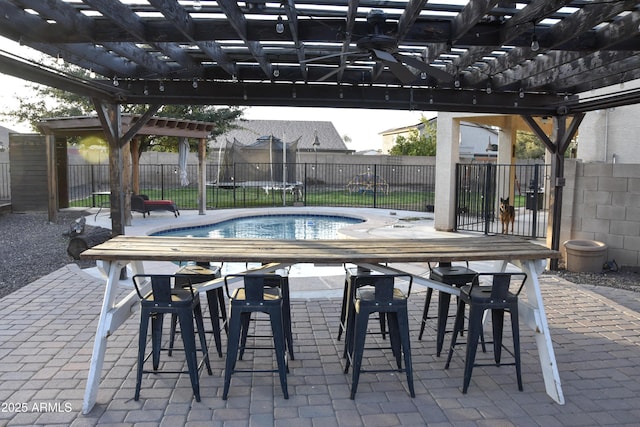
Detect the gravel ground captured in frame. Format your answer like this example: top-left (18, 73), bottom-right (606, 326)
top-left (0, 209), bottom-right (95, 299)
top-left (1, 210), bottom-right (639, 299)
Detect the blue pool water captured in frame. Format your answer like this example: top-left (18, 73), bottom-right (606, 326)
top-left (153, 214), bottom-right (364, 240)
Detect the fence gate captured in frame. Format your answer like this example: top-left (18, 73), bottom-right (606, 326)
top-left (455, 163), bottom-right (549, 238)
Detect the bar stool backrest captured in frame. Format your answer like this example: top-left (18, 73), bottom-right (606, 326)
top-left (133, 274), bottom-right (196, 303)
top-left (469, 272), bottom-right (527, 300)
top-left (353, 274), bottom-right (413, 301)
top-left (225, 274), bottom-right (283, 301)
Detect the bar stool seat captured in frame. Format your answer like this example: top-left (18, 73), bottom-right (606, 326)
top-left (338, 266), bottom-right (388, 357)
top-left (132, 274), bottom-right (212, 402)
top-left (418, 262), bottom-right (477, 357)
top-left (223, 274), bottom-right (289, 400)
top-left (344, 273), bottom-right (414, 399)
top-left (172, 263), bottom-right (227, 357)
top-left (445, 272), bottom-right (527, 393)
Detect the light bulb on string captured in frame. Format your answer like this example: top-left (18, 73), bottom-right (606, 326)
top-left (530, 22), bottom-right (540, 52)
top-left (276, 16), bottom-right (285, 34)
top-left (193, 0), bottom-right (202, 11)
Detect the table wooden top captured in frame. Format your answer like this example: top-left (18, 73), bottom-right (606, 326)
top-left (80, 235), bottom-right (559, 264)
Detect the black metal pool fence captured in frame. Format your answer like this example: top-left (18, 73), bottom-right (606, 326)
top-left (67, 162), bottom-right (437, 212)
top-left (65, 161), bottom-right (548, 238)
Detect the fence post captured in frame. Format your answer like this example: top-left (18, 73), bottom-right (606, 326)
top-left (483, 163), bottom-right (493, 235)
top-left (530, 164), bottom-right (540, 238)
top-left (303, 163), bottom-right (308, 206)
top-left (373, 164), bottom-right (377, 208)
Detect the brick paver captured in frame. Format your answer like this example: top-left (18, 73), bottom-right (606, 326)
top-left (1, 264), bottom-right (640, 426)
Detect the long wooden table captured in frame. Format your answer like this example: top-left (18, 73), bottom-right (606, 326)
top-left (80, 235), bottom-right (562, 413)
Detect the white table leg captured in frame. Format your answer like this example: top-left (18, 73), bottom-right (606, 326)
top-left (512, 259), bottom-right (564, 405)
top-left (82, 260), bottom-right (144, 414)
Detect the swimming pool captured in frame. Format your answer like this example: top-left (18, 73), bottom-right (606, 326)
top-left (153, 214), bottom-right (364, 240)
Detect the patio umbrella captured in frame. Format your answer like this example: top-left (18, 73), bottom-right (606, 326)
top-left (178, 137), bottom-right (190, 186)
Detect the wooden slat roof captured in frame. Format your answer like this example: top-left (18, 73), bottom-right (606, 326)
top-left (0, 0), bottom-right (638, 116)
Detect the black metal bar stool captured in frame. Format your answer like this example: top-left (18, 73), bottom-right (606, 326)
top-left (171, 262), bottom-right (227, 357)
top-left (132, 274), bottom-right (212, 402)
top-left (418, 262), bottom-right (477, 356)
top-left (223, 274), bottom-right (289, 400)
top-left (343, 273), bottom-right (415, 399)
top-left (445, 272), bottom-right (527, 394)
top-left (236, 270), bottom-right (294, 361)
top-left (338, 266), bottom-right (388, 356)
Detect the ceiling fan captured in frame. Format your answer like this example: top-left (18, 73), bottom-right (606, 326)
top-left (304, 9), bottom-right (454, 85)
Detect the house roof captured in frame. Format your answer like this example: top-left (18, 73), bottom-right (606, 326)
top-left (212, 120), bottom-right (349, 152)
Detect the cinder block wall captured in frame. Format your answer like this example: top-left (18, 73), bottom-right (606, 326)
top-left (561, 160), bottom-right (640, 268)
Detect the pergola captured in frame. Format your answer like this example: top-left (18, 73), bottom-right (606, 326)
top-left (37, 115), bottom-right (215, 228)
top-left (0, 0), bottom-right (639, 259)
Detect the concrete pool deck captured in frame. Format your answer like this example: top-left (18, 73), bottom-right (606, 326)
top-left (2, 208), bottom-right (640, 425)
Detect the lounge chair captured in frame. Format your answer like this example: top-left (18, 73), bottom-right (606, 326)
top-left (131, 194), bottom-right (179, 218)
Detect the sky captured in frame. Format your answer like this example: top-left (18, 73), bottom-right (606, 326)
top-left (0, 38), bottom-right (434, 152)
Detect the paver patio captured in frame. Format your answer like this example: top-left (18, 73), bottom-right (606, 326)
top-left (1, 262), bottom-right (640, 426)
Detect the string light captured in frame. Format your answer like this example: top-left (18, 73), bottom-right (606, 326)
top-left (112, 76), bottom-right (119, 87)
top-left (159, 81), bottom-right (165, 92)
top-left (89, 69), bottom-right (96, 79)
top-left (276, 15), bottom-right (285, 34)
top-left (530, 22), bottom-right (540, 52)
top-left (192, 78), bottom-right (198, 89)
top-left (56, 53), bottom-right (64, 65)
top-left (273, 65), bottom-right (280, 78)
top-left (519, 88), bottom-right (525, 98)
top-left (193, 0), bottom-right (202, 11)
top-left (143, 84), bottom-right (149, 95)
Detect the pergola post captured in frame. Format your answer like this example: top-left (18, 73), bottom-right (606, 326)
top-left (198, 137), bottom-right (207, 215)
top-left (523, 113), bottom-right (584, 269)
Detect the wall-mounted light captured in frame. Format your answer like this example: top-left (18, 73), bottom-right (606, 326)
top-left (276, 15), bottom-right (285, 34)
top-left (530, 22), bottom-right (540, 52)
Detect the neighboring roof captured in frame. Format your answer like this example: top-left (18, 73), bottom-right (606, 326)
top-left (211, 120), bottom-right (349, 152)
top-left (379, 123), bottom-right (423, 136)
top-left (0, 125), bottom-right (17, 147)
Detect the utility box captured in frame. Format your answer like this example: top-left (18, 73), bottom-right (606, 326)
top-left (526, 191), bottom-right (543, 210)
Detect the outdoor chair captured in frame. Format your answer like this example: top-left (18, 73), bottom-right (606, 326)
top-left (343, 273), bottom-right (414, 399)
top-left (131, 194), bottom-right (179, 218)
top-left (445, 272), bottom-right (527, 394)
top-left (418, 262), bottom-right (477, 357)
top-left (170, 262), bottom-right (227, 358)
top-left (222, 273), bottom-right (289, 400)
top-left (132, 274), bottom-right (212, 402)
